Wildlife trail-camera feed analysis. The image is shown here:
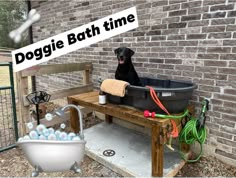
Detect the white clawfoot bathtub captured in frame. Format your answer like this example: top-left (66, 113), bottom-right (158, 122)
top-left (17, 139), bottom-right (86, 176)
top-left (17, 104), bottom-right (87, 176)
top-left (17, 139), bottom-right (86, 171)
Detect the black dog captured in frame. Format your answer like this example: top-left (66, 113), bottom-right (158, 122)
top-left (114, 47), bottom-right (142, 86)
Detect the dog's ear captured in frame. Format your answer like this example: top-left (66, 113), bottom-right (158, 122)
top-left (114, 48), bottom-right (120, 55)
top-left (127, 48), bottom-right (135, 57)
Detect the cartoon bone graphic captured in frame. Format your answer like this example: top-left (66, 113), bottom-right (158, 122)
top-left (9, 9), bottom-right (40, 43)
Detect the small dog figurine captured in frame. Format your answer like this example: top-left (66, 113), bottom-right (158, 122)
top-left (114, 47), bottom-right (142, 86)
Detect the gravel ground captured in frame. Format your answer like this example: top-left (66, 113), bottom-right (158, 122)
top-left (176, 155), bottom-right (236, 177)
top-left (0, 148), bottom-right (121, 177)
top-left (0, 147), bottom-right (235, 177)
top-left (0, 115), bottom-right (235, 177)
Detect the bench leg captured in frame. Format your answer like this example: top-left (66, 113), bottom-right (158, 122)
top-left (67, 98), bottom-right (80, 133)
top-left (152, 125), bottom-right (164, 177)
top-left (105, 114), bottom-right (113, 124)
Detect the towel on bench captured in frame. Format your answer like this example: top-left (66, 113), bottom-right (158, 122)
top-left (100, 79), bottom-right (129, 97)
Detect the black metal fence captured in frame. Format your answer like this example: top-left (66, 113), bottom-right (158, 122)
top-left (0, 62), bottom-right (18, 152)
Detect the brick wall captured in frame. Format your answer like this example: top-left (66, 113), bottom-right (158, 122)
top-left (32, 0), bottom-right (236, 165)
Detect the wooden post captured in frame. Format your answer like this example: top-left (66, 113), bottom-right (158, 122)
top-left (16, 72), bottom-right (29, 136)
top-left (152, 124), bottom-right (164, 177)
top-left (67, 98), bottom-right (80, 133)
top-left (83, 65), bottom-right (90, 85)
top-left (105, 114), bottom-right (113, 124)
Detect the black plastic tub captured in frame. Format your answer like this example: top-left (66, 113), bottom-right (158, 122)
top-left (107, 77), bottom-right (197, 114)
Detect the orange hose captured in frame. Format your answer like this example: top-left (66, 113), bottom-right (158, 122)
top-left (147, 86), bottom-right (178, 138)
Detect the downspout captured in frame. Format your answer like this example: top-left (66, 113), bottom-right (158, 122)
top-left (26, 0), bottom-right (36, 92)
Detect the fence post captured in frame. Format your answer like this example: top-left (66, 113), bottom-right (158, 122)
top-left (83, 64), bottom-right (90, 85)
top-left (9, 62), bottom-right (19, 141)
top-left (16, 71), bottom-right (29, 136)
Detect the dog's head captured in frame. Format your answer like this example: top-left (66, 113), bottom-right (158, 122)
top-left (114, 47), bottom-right (135, 65)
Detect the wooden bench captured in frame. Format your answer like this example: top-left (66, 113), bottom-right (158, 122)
top-left (68, 91), bottom-right (191, 177)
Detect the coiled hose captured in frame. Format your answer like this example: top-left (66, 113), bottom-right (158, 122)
top-left (145, 86), bottom-right (208, 162)
top-left (179, 117), bottom-right (207, 162)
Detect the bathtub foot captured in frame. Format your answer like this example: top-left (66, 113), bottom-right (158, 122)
top-left (32, 165), bottom-right (42, 177)
top-left (70, 162), bottom-right (81, 174)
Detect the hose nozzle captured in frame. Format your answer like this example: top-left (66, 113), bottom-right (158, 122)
top-left (198, 99), bottom-right (209, 129)
top-left (166, 135), bottom-right (175, 151)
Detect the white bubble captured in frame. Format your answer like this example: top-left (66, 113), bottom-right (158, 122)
top-left (39, 135), bottom-right (47, 140)
top-left (42, 128), bottom-right (50, 137)
top-left (18, 137), bottom-right (24, 142)
top-left (68, 132), bottom-right (76, 140)
top-left (55, 130), bottom-right (61, 139)
top-left (55, 130), bottom-right (61, 136)
top-left (48, 133), bottom-right (57, 140)
top-left (29, 130), bottom-right (39, 140)
top-left (48, 128), bottom-right (55, 134)
top-left (45, 113), bottom-right (53, 121)
top-left (72, 136), bottom-right (81, 141)
top-left (36, 124), bottom-right (46, 135)
top-left (27, 122), bottom-right (34, 130)
top-left (23, 135), bottom-right (30, 140)
top-left (59, 132), bottom-right (68, 141)
top-left (60, 123), bottom-right (66, 129)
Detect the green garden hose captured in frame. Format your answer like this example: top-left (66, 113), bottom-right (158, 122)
top-left (144, 99), bottom-right (209, 163)
top-left (154, 109), bottom-right (189, 119)
top-left (179, 99), bottom-right (209, 163)
top-left (179, 118), bottom-right (207, 162)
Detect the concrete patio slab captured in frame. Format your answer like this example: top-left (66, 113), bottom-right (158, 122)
top-left (84, 122), bottom-right (186, 177)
